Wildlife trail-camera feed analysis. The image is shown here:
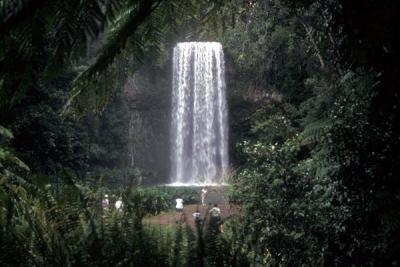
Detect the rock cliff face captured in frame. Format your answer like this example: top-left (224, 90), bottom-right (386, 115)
top-left (85, 58), bottom-right (171, 185)
top-left (123, 64), bottom-right (171, 183)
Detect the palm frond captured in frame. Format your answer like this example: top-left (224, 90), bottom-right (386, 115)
top-left (1, 0), bottom-right (223, 114)
top-left (0, 0), bottom-right (51, 36)
top-left (82, 0), bottom-right (159, 79)
top-left (63, 0), bottom-right (212, 115)
top-left (62, 0), bottom-right (166, 114)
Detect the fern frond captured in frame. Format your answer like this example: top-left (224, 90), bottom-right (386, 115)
top-left (300, 118), bottom-right (334, 145)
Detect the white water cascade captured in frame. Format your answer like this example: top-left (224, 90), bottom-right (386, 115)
top-left (170, 42), bottom-right (229, 185)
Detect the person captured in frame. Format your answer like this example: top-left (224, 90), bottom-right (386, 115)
top-left (201, 187), bottom-right (208, 206)
top-left (192, 207), bottom-right (202, 222)
top-left (176, 197), bottom-right (183, 212)
top-left (115, 197), bottom-right (123, 211)
top-left (209, 203), bottom-right (224, 232)
top-left (102, 194), bottom-right (109, 210)
top-left (175, 197), bottom-right (184, 222)
top-left (209, 203), bottom-right (221, 217)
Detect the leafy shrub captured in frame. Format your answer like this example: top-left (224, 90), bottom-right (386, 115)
top-left (234, 137), bottom-right (348, 265)
top-left (127, 186), bottom-right (198, 215)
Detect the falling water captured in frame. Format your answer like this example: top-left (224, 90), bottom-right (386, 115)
top-left (170, 42), bottom-right (229, 185)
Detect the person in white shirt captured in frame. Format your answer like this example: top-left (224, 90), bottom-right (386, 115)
top-left (115, 197), bottom-right (123, 211)
top-left (201, 187), bottom-right (208, 206)
top-left (176, 197), bottom-right (183, 212)
top-left (175, 197), bottom-right (184, 223)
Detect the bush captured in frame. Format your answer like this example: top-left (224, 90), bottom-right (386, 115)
top-left (127, 186), bottom-right (198, 215)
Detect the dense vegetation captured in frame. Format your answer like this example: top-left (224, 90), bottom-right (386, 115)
top-left (1, 0), bottom-right (399, 266)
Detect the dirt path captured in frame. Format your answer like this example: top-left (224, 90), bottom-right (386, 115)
top-left (143, 186), bottom-right (240, 228)
top-left (143, 203), bottom-right (240, 228)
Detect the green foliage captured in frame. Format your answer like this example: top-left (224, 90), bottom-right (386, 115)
top-left (234, 136), bottom-right (348, 265)
top-left (66, 0), bottom-right (227, 114)
top-left (203, 217), bottom-right (227, 266)
top-left (0, 0), bottom-right (120, 111)
top-left (250, 103), bottom-right (300, 144)
top-left (6, 72), bottom-right (89, 177)
top-left (0, 0), bottom-right (226, 116)
top-left (221, 0), bottom-right (400, 264)
top-left (0, 170), bottom-right (200, 266)
top-left (233, 65), bottom-right (400, 265)
top-left (86, 167), bottom-right (145, 188)
top-left (0, 126), bottom-right (30, 174)
top-left (221, 0), bottom-right (320, 105)
top-left (219, 0), bottom-right (334, 167)
top-left (299, 118), bottom-right (333, 145)
top-left (319, 72), bottom-right (400, 265)
top-left (1, 0), bottom-right (400, 266)
top-left (129, 186), bottom-right (198, 215)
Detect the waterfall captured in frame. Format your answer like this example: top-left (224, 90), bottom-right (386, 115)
top-left (170, 42), bottom-right (229, 185)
